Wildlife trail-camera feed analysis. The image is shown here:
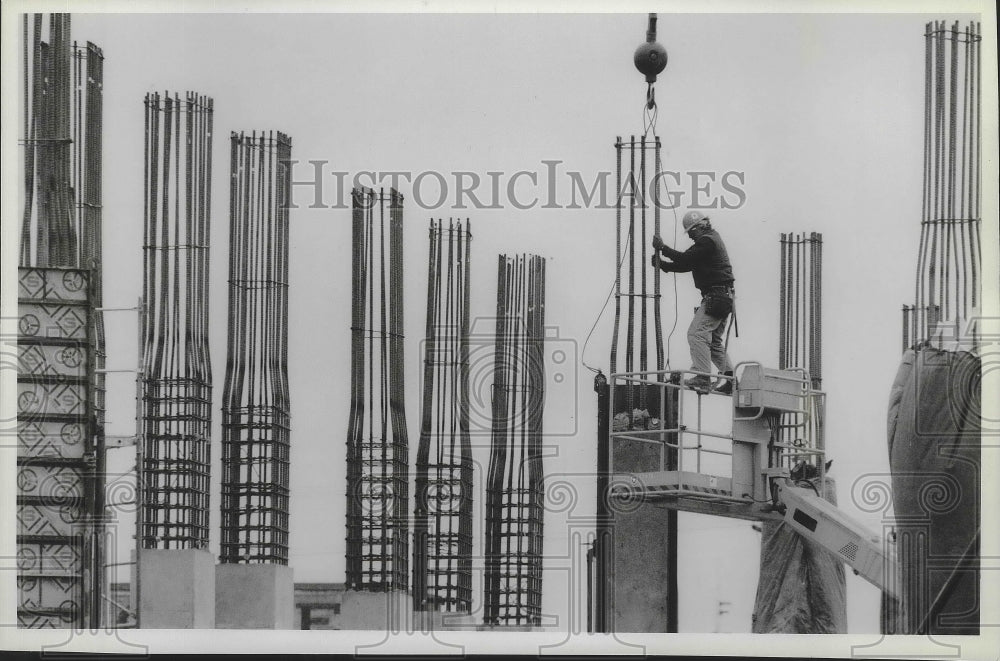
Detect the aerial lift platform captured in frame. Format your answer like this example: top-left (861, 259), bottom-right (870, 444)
top-left (606, 362), bottom-right (896, 596)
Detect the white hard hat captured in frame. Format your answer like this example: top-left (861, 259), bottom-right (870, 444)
top-left (682, 210), bottom-right (709, 232)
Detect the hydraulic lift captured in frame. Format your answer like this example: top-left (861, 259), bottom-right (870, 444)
top-left (605, 362), bottom-right (896, 597)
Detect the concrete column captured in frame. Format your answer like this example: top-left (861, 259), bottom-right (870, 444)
top-left (336, 590), bottom-right (411, 630)
top-left (215, 564), bottom-right (294, 629)
top-left (138, 549), bottom-right (216, 628)
top-left (597, 383), bottom-right (676, 633)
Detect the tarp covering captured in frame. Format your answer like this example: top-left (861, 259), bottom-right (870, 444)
top-left (752, 477), bottom-right (847, 633)
top-left (883, 347), bottom-right (980, 634)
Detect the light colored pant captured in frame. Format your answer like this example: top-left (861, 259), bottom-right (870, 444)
top-left (688, 300), bottom-right (733, 376)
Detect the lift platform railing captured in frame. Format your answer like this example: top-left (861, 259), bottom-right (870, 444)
top-left (607, 362), bottom-right (827, 514)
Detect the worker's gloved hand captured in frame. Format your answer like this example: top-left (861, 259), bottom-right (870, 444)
top-left (652, 234), bottom-right (664, 251)
top-left (652, 254), bottom-right (673, 271)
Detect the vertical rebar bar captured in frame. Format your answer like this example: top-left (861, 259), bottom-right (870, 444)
top-left (626, 137), bottom-right (636, 383)
top-left (778, 234), bottom-right (787, 370)
top-left (639, 136), bottom-right (648, 373)
top-left (610, 137), bottom-right (623, 375)
top-left (653, 136), bottom-right (664, 372)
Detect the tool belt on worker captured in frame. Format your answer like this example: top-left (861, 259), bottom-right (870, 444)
top-left (701, 285), bottom-right (734, 319)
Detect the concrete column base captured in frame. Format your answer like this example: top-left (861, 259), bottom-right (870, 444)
top-left (215, 563), bottom-right (294, 629)
top-left (337, 590), bottom-right (411, 630)
top-left (138, 549), bottom-right (216, 629)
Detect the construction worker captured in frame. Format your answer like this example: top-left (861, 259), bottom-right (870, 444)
top-left (652, 210), bottom-right (735, 394)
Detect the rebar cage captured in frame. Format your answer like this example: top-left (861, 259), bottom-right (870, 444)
top-left (413, 220), bottom-right (474, 612)
top-left (610, 135), bottom-right (666, 377)
top-left (345, 187), bottom-right (410, 591)
top-left (778, 233), bottom-right (824, 478)
top-left (220, 131), bottom-right (292, 564)
top-left (20, 14), bottom-right (105, 274)
top-left (483, 254), bottom-right (547, 627)
top-left (139, 92), bottom-right (214, 549)
top-left (907, 21), bottom-right (981, 348)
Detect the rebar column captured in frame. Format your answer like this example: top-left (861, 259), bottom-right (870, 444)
top-left (220, 131), bottom-right (293, 564)
top-left (20, 15), bottom-right (104, 272)
top-left (345, 187), bottom-right (410, 591)
top-left (17, 13), bottom-right (106, 630)
top-left (413, 220), bottom-right (473, 612)
top-left (483, 254), bottom-right (547, 627)
top-left (778, 232), bottom-right (825, 379)
top-left (907, 21), bottom-right (981, 349)
top-left (776, 232), bottom-right (824, 469)
top-left (139, 92), bottom-right (214, 550)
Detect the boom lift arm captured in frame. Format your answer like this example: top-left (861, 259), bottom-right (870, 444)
top-left (771, 480), bottom-right (896, 597)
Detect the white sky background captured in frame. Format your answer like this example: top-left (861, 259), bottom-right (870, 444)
top-left (2, 4), bottom-right (998, 651)
top-left (46, 8), bottom-right (982, 634)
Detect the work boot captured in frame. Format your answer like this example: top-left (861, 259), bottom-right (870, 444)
top-left (683, 375), bottom-right (712, 392)
top-left (713, 371), bottom-right (734, 396)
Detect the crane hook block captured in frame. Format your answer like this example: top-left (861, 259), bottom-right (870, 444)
top-left (634, 13), bottom-right (667, 84)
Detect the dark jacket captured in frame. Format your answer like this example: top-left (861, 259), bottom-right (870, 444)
top-left (657, 226), bottom-right (734, 295)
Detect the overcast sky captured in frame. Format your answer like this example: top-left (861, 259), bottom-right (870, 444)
top-left (2, 2), bottom-right (997, 654)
